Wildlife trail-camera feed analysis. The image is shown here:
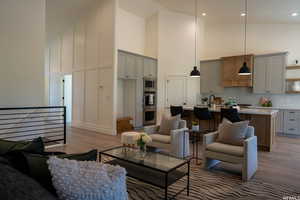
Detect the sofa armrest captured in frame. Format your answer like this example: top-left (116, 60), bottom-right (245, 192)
top-left (144, 125), bottom-right (159, 135)
top-left (243, 136), bottom-right (258, 180)
top-left (203, 131), bottom-right (218, 147)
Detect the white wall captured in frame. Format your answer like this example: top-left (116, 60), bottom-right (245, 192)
top-left (46, 0), bottom-right (117, 135)
top-left (202, 23), bottom-right (300, 65)
top-left (0, 0), bottom-right (45, 106)
top-left (156, 10), bottom-right (201, 122)
top-left (117, 8), bottom-right (146, 55)
top-left (145, 14), bottom-right (159, 58)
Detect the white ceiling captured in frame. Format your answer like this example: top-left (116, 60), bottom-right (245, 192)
top-left (120, 0), bottom-right (300, 24)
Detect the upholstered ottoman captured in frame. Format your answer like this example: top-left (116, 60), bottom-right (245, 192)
top-left (121, 132), bottom-right (141, 148)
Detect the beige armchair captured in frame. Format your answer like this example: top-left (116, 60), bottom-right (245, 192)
top-left (202, 126), bottom-right (257, 181)
top-left (144, 120), bottom-right (189, 158)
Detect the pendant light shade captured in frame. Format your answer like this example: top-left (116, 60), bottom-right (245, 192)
top-left (190, 66), bottom-right (200, 77)
top-left (238, 0), bottom-right (251, 76)
top-left (190, 0), bottom-right (200, 77)
top-left (239, 62), bottom-right (251, 75)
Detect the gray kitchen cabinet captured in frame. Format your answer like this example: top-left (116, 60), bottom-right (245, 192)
top-left (144, 58), bottom-right (157, 78)
top-left (124, 54), bottom-right (137, 79)
top-left (253, 53), bottom-right (287, 94)
top-left (283, 110), bottom-right (300, 135)
top-left (200, 59), bottom-right (224, 93)
top-left (118, 51), bottom-right (126, 79)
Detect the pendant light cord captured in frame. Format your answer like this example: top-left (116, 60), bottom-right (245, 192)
top-left (195, 0), bottom-right (198, 67)
top-left (244, 0), bottom-right (248, 62)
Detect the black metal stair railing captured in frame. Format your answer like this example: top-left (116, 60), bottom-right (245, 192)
top-left (0, 106), bottom-right (66, 144)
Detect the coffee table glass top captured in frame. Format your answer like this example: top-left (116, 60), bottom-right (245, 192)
top-left (100, 146), bottom-right (188, 172)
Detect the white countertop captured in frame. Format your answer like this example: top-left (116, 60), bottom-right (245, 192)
top-left (182, 106), bottom-right (279, 116)
top-left (248, 106), bottom-right (300, 111)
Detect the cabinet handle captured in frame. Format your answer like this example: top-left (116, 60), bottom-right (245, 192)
top-left (289, 119), bottom-right (296, 121)
top-left (289, 112), bottom-right (295, 114)
top-left (289, 128), bottom-right (295, 131)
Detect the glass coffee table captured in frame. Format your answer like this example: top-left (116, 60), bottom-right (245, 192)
top-left (99, 146), bottom-right (190, 200)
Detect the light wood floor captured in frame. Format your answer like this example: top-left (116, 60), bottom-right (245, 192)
top-left (49, 127), bottom-right (300, 188)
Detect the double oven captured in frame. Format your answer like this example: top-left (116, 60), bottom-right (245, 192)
top-left (143, 78), bottom-right (157, 126)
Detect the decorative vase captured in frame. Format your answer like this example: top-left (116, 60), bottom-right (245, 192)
top-left (139, 145), bottom-right (147, 158)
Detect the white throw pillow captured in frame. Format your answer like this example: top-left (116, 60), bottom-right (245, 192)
top-left (47, 157), bottom-right (128, 200)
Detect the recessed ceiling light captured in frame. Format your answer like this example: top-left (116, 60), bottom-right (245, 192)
top-left (291, 12), bottom-right (299, 17)
top-left (241, 13), bottom-right (246, 17)
top-left (202, 13), bottom-right (207, 16)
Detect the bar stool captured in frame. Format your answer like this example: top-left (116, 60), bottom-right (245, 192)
top-left (170, 105), bottom-right (184, 117)
top-left (220, 108), bottom-right (242, 123)
top-left (194, 107), bottom-right (215, 132)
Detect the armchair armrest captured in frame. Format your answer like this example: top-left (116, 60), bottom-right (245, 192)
top-left (243, 136), bottom-right (258, 181)
top-left (203, 131), bottom-right (219, 147)
top-left (144, 125), bottom-right (159, 135)
top-left (170, 128), bottom-right (189, 158)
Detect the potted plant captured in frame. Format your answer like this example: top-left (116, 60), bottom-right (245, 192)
top-left (192, 121), bottom-right (200, 132)
top-left (136, 133), bottom-right (152, 158)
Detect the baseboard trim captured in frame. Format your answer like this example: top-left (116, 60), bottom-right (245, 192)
top-left (71, 121), bottom-right (115, 135)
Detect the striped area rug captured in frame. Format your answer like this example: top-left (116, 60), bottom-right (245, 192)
top-left (126, 163), bottom-right (300, 200)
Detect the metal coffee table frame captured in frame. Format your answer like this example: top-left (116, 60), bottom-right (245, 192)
top-left (99, 146), bottom-right (190, 200)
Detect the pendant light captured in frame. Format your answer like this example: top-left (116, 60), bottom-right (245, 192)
top-left (190, 0), bottom-right (200, 77)
top-left (239, 0), bottom-right (251, 76)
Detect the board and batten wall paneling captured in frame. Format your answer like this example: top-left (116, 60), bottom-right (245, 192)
top-left (47, 0), bottom-right (117, 135)
top-left (72, 71), bottom-right (85, 124)
top-left (61, 30), bottom-right (74, 74)
top-left (98, 68), bottom-right (114, 130)
top-left (85, 69), bottom-right (99, 124)
top-left (73, 20), bottom-right (86, 70)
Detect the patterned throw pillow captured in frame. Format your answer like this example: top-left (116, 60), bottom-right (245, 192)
top-left (47, 157), bottom-right (128, 200)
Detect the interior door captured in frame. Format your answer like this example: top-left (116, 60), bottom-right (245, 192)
top-left (49, 73), bottom-right (63, 106)
top-left (166, 76), bottom-right (186, 107)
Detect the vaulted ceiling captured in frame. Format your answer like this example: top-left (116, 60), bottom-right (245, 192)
top-left (120, 0), bottom-right (300, 24)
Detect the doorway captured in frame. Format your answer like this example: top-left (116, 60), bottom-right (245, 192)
top-left (63, 75), bottom-right (72, 124)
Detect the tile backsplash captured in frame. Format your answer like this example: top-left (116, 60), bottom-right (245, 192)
top-left (202, 87), bottom-right (300, 107)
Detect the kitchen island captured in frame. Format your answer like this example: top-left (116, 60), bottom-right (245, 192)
top-left (182, 106), bottom-right (279, 152)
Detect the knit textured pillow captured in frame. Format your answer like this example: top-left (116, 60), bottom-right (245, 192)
top-left (47, 157), bottom-right (128, 200)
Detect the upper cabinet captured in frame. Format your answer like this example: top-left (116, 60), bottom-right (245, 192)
top-left (117, 50), bottom-right (157, 79)
top-left (144, 58), bottom-right (157, 78)
top-left (221, 55), bottom-right (254, 87)
top-left (200, 59), bottom-right (224, 93)
top-left (253, 53), bottom-right (287, 94)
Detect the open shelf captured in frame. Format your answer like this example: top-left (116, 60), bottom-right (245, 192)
top-left (287, 66), bottom-right (300, 70)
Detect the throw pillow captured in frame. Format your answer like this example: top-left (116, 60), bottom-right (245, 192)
top-left (23, 149), bottom-right (97, 194)
top-left (158, 114), bottom-right (180, 135)
top-left (217, 118), bottom-right (249, 146)
top-left (47, 157), bottom-right (128, 200)
top-left (0, 162), bottom-right (57, 200)
top-left (0, 137), bottom-right (45, 155)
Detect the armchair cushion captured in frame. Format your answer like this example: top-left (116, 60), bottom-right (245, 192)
top-left (150, 134), bottom-right (170, 144)
top-left (217, 118), bottom-right (249, 146)
top-left (158, 114), bottom-right (180, 135)
top-left (206, 142), bottom-right (244, 157)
